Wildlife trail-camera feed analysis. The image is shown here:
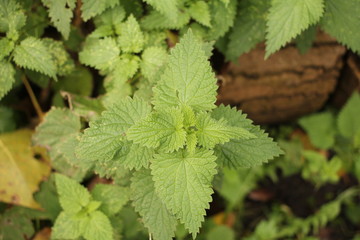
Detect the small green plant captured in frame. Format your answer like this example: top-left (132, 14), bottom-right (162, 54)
top-left (73, 30), bottom-right (282, 239)
top-left (299, 92), bottom-right (360, 182)
top-left (52, 174), bottom-right (129, 240)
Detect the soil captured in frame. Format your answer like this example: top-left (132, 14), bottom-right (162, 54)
top-left (217, 32), bottom-right (346, 124)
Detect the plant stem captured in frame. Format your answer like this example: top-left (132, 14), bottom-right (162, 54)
top-left (21, 75), bottom-right (44, 121)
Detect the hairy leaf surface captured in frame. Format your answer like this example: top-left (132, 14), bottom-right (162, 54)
top-left (81, 0), bottom-right (119, 21)
top-left (143, 0), bottom-right (178, 22)
top-left (320, 0), bottom-right (360, 54)
top-left (42, 0), bottom-right (76, 39)
top-left (33, 108), bottom-right (81, 152)
top-left (0, 38), bottom-right (14, 60)
top-left (127, 108), bottom-right (186, 153)
top-left (207, 0), bottom-right (237, 40)
top-left (266, 0), bottom-right (324, 58)
top-left (52, 212), bottom-right (87, 239)
top-left (13, 37), bottom-right (56, 78)
top-left (55, 174), bottom-right (91, 214)
top-left (0, 60), bottom-right (15, 99)
top-left (76, 97), bottom-right (151, 163)
top-left (196, 112), bottom-right (254, 148)
top-left (151, 149), bottom-right (217, 237)
top-left (0, 0), bottom-right (26, 34)
top-left (189, 1), bottom-right (211, 27)
top-left (153, 30), bottom-right (217, 112)
top-left (141, 46), bottom-right (168, 82)
top-left (212, 105), bottom-right (282, 168)
top-left (226, 0), bottom-right (269, 61)
top-left (79, 37), bottom-right (120, 72)
top-left (83, 211), bottom-right (113, 240)
top-left (131, 170), bottom-right (177, 240)
top-left (118, 15), bottom-right (144, 53)
top-left (91, 184), bottom-right (129, 216)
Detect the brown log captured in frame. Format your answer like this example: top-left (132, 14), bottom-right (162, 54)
top-left (332, 54), bottom-right (360, 108)
top-left (217, 32), bottom-right (346, 124)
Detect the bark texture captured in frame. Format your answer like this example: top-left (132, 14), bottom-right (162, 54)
top-left (217, 32), bottom-right (346, 124)
top-left (332, 54), bottom-right (360, 108)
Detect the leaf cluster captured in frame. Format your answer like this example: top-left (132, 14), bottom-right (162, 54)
top-left (75, 30), bottom-right (282, 239)
top-left (224, 0), bottom-right (360, 60)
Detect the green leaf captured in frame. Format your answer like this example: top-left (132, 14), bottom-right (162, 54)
top-left (206, 0), bottom-right (237, 40)
top-left (76, 97), bottom-right (151, 163)
top-left (0, 106), bottom-right (16, 133)
top-left (127, 107), bottom-right (186, 153)
top-left (13, 37), bottom-right (57, 78)
top-left (0, 0), bottom-right (26, 37)
top-left (54, 133), bottom-right (90, 182)
top-left (111, 54), bottom-right (140, 79)
top-left (0, 207), bottom-right (34, 240)
top-left (52, 211), bottom-right (87, 239)
top-left (79, 37), bottom-right (120, 72)
top-left (0, 60), bottom-right (15, 99)
top-left (117, 15), bottom-right (144, 53)
top-left (55, 173), bottom-right (91, 214)
top-left (83, 211), bottom-right (113, 240)
top-left (186, 133), bottom-right (197, 153)
top-left (33, 107), bottom-right (81, 157)
top-left (151, 149), bottom-right (217, 237)
top-left (299, 112), bottom-right (336, 149)
top-left (42, 38), bottom-right (75, 76)
top-left (117, 142), bottom-right (154, 170)
top-left (153, 30), bottom-right (218, 112)
top-left (320, 0), bottom-right (360, 54)
top-left (337, 92), bottom-right (360, 138)
top-left (101, 85), bottom-right (132, 109)
top-left (64, 93), bottom-right (105, 121)
top-left (265, 0), bottom-right (324, 58)
top-left (295, 25), bottom-right (317, 54)
top-left (211, 105), bottom-right (282, 168)
top-left (0, 37), bottom-right (14, 60)
top-left (226, 0), bottom-right (269, 61)
top-left (141, 10), bottom-right (190, 30)
top-left (141, 46), bottom-right (168, 82)
top-left (34, 175), bottom-right (62, 222)
top-left (131, 169), bottom-right (177, 240)
top-left (91, 184), bottom-right (129, 216)
top-left (42, 0), bottom-right (76, 39)
top-left (94, 160), bottom-right (132, 186)
top-left (143, 0), bottom-right (178, 22)
top-left (189, 1), bottom-right (211, 27)
top-left (81, 0), bottom-right (119, 21)
top-left (94, 5), bottom-right (126, 27)
top-left (196, 112), bottom-right (255, 149)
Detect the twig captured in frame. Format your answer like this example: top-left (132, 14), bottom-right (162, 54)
top-left (21, 75), bottom-right (44, 121)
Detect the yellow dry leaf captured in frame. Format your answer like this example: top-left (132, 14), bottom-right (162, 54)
top-left (0, 129), bottom-right (50, 209)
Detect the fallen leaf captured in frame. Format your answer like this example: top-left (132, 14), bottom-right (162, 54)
top-left (0, 129), bottom-right (50, 209)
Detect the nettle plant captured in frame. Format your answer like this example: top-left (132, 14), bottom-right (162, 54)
top-left (68, 31), bottom-right (282, 240)
top-left (0, 0), bottom-right (74, 100)
top-left (52, 174), bottom-right (129, 240)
